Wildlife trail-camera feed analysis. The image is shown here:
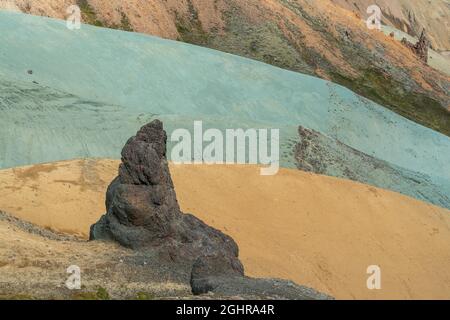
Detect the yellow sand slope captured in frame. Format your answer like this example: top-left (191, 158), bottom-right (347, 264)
top-left (0, 159), bottom-right (449, 299)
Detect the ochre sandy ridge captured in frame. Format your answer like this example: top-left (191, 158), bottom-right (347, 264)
top-left (0, 159), bottom-right (449, 299)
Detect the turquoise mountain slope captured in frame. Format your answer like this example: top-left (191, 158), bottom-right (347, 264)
top-left (295, 126), bottom-right (450, 209)
top-left (0, 12), bottom-right (449, 208)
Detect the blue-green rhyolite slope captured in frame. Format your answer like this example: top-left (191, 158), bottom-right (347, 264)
top-left (0, 77), bottom-right (291, 167)
top-left (0, 12), bottom-right (449, 208)
top-left (295, 126), bottom-right (450, 209)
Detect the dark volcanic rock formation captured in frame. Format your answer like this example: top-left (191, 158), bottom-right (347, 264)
top-left (190, 253), bottom-right (331, 299)
top-left (90, 120), bottom-right (332, 299)
top-left (90, 119), bottom-right (244, 276)
top-left (401, 29), bottom-right (430, 63)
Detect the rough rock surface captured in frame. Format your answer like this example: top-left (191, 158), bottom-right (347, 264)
top-left (401, 29), bottom-right (430, 63)
top-left (90, 119), bottom-right (244, 274)
top-left (90, 120), bottom-right (332, 299)
top-left (190, 254), bottom-right (331, 300)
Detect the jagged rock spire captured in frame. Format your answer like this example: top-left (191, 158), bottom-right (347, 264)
top-left (401, 28), bottom-right (429, 63)
top-left (89, 120), bottom-right (332, 299)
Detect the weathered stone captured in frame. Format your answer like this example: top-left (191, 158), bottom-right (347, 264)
top-left (90, 120), bottom-right (332, 299)
top-left (90, 120), bottom-right (243, 273)
top-left (190, 254), bottom-right (332, 299)
top-left (401, 29), bottom-right (430, 63)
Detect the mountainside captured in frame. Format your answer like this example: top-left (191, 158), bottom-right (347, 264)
top-left (295, 126), bottom-right (450, 209)
top-left (379, 25), bottom-right (450, 76)
top-left (331, 0), bottom-right (450, 52)
top-left (1, 11), bottom-right (449, 209)
top-left (1, 0), bottom-right (449, 135)
top-left (1, 5), bottom-right (449, 301)
top-left (1, 160), bottom-right (450, 299)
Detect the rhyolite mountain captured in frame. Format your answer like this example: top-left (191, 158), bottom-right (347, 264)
top-left (0, 11), bottom-right (449, 209)
top-left (2, 0), bottom-right (449, 135)
top-left (331, 0), bottom-right (450, 53)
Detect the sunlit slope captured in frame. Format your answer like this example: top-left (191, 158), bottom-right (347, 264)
top-left (381, 25), bottom-right (450, 76)
top-left (331, 0), bottom-right (450, 52)
top-left (0, 12), bottom-right (449, 208)
top-left (0, 160), bottom-right (449, 299)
